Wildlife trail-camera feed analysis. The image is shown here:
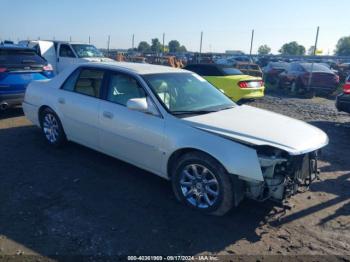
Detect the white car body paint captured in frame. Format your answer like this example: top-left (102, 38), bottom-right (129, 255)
top-left (22, 62), bottom-right (328, 183)
top-left (19, 40), bottom-right (113, 74)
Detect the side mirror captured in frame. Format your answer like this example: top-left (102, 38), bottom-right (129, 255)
top-left (126, 97), bottom-right (159, 116)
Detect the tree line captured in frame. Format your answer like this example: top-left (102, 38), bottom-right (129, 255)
top-left (136, 39), bottom-right (187, 53)
top-left (258, 36), bottom-right (350, 56)
top-left (134, 36), bottom-right (350, 56)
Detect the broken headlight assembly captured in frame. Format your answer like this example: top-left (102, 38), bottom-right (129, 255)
top-left (245, 146), bottom-right (320, 203)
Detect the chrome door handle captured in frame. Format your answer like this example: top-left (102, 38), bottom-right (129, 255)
top-left (58, 98), bottom-right (65, 104)
top-left (103, 111), bottom-right (113, 119)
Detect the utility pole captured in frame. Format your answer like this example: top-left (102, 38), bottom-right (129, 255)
top-left (69, 36), bottom-right (72, 42)
top-left (199, 31), bottom-right (203, 63)
top-left (107, 35), bottom-right (111, 56)
top-left (132, 34), bottom-right (134, 50)
top-left (307, 26), bottom-right (320, 91)
top-left (249, 29), bottom-right (254, 61)
top-left (89, 36), bottom-right (91, 44)
top-left (162, 33), bottom-right (165, 54)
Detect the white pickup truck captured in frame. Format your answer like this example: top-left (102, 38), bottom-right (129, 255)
top-left (18, 40), bottom-right (113, 74)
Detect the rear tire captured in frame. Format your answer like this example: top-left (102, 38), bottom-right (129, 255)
top-left (40, 107), bottom-right (66, 147)
top-left (171, 152), bottom-right (234, 216)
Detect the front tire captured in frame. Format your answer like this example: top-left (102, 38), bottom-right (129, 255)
top-left (40, 107), bottom-right (66, 147)
top-left (171, 152), bottom-right (234, 216)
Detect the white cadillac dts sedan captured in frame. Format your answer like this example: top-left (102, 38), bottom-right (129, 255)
top-left (23, 62), bottom-right (328, 215)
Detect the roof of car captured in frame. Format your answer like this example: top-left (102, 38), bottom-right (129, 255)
top-left (0, 45), bottom-right (36, 51)
top-left (85, 61), bottom-right (188, 75)
top-left (23, 40), bottom-right (89, 45)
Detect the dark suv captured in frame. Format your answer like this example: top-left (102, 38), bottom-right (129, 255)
top-left (0, 46), bottom-right (54, 110)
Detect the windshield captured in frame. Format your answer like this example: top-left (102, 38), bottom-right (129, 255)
top-left (0, 48), bottom-right (46, 65)
top-left (143, 73), bottom-right (235, 115)
top-left (301, 63), bottom-right (332, 72)
top-left (71, 44), bottom-right (104, 58)
top-left (271, 62), bottom-right (288, 69)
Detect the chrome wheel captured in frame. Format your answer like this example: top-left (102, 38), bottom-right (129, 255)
top-left (42, 113), bottom-right (59, 143)
top-left (180, 164), bottom-right (220, 209)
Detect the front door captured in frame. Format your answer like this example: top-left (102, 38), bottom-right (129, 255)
top-left (99, 71), bottom-right (165, 174)
top-left (57, 43), bottom-right (77, 73)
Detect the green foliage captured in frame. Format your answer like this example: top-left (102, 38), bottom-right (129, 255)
top-left (335, 36), bottom-right (350, 56)
top-left (168, 40), bottom-right (187, 53)
top-left (258, 44), bottom-right (271, 55)
top-left (137, 41), bottom-right (150, 52)
top-left (178, 45), bottom-right (187, 52)
top-left (279, 41), bottom-right (306, 55)
top-left (151, 38), bottom-right (162, 53)
top-left (137, 39), bottom-right (187, 53)
top-left (168, 40), bottom-right (180, 53)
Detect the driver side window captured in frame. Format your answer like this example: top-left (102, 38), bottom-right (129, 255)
top-left (106, 73), bottom-right (146, 106)
top-left (59, 44), bottom-right (75, 58)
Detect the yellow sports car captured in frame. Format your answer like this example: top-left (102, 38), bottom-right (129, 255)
top-left (184, 64), bottom-right (265, 102)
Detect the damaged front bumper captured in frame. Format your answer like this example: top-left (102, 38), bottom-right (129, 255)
top-left (244, 151), bottom-right (320, 203)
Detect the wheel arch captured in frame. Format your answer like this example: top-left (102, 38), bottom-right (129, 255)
top-left (38, 105), bottom-right (66, 136)
top-left (166, 147), bottom-right (227, 179)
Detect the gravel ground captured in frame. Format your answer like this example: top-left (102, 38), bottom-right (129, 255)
top-left (0, 92), bottom-right (349, 261)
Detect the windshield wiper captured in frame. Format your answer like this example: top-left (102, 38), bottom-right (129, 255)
top-left (216, 106), bottom-right (235, 111)
top-left (172, 110), bottom-right (217, 116)
top-left (172, 106), bottom-right (234, 116)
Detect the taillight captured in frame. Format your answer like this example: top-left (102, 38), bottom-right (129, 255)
top-left (343, 82), bottom-right (350, 94)
top-left (238, 80), bottom-right (264, 88)
top-left (43, 64), bottom-right (53, 71)
top-left (0, 67), bottom-right (7, 73)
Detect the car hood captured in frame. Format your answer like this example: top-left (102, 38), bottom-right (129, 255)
top-left (182, 105), bottom-right (328, 155)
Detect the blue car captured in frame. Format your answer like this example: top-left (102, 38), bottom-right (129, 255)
top-left (0, 45), bottom-right (54, 110)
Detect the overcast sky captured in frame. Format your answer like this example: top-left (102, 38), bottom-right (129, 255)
top-left (1, 0), bottom-right (349, 54)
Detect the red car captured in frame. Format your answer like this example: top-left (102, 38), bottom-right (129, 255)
top-left (278, 62), bottom-right (339, 95)
top-left (263, 62), bottom-right (288, 84)
top-left (336, 75), bottom-right (350, 114)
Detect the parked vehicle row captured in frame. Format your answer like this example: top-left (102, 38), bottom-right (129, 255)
top-left (22, 62), bottom-right (328, 215)
top-left (263, 61), bottom-right (340, 96)
top-left (277, 62), bottom-right (339, 96)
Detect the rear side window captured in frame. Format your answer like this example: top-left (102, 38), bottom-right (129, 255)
top-left (106, 73), bottom-right (146, 106)
top-left (0, 49), bottom-right (46, 65)
top-left (74, 69), bottom-right (104, 97)
top-left (61, 69), bottom-right (80, 91)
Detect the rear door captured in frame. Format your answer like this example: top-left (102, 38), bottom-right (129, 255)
top-left (57, 67), bottom-right (106, 149)
top-left (57, 43), bottom-right (77, 73)
top-left (98, 71), bottom-right (165, 174)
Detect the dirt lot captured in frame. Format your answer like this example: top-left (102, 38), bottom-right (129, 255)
top-left (0, 92), bottom-right (349, 260)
